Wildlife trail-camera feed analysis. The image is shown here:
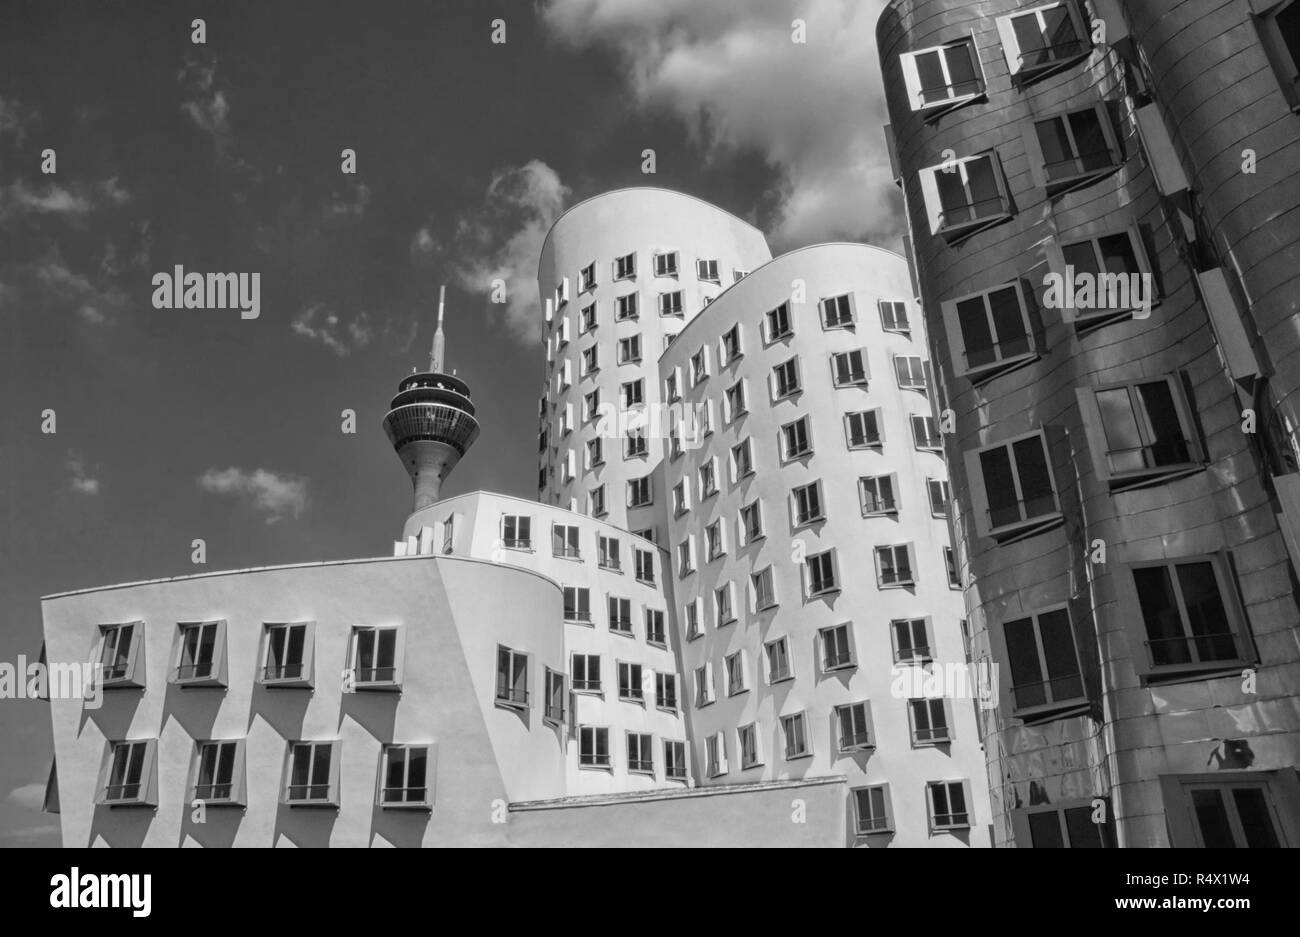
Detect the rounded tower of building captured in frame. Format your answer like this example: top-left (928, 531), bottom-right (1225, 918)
top-left (384, 286), bottom-right (481, 512)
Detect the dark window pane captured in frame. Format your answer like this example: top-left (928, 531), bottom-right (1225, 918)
top-left (1064, 805), bottom-right (1106, 847)
top-left (980, 446), bottom-right (1019, 527)
top-left (1137, 381), bottom-right (1190, 466)
top-left (1232, 788), bottom-right (1281, 848)
top-left (989, 285), bottom-right (1030, 358)
top-left (1191, 788), bottom-right (1237, 847)
top-left (1134, 566), bottom-right (1190, 665)
top-left (1175, 562), bottom-right (1237, 662)
top-left (1004, 616), bottom-right (1045, 707)
top-left (1013, 435), bottom-right (1055, 519)
top-left (1029, 811), bottom-right (1065, 847)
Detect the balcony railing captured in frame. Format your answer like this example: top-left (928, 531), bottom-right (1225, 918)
top-left (495, 682), bottom-right (529, 707)
top-left (1106, 437), bottom-right (1193, 476)
top-left (1147, 631), bottom-right (1239, 668)
top-left (352, 666), bottom-right (397, 684)
top-left (193, 783), bottom-right (234, 800)
top-left (964, 334), bottom-right (1033, 370)
top-left (1011, 674), bottom-right (1085, 711)
top-left (988, 494), bottom-right (1059, 531)
top-left (1045, 149), bottom-right (1116, 183)
top-left (174, 662), bottom-right (215, 681)
top-left (938, 195), bottom-right (1009, 232)
top-left (915, 724), bottom-right (950, 743)
top-left (917, 77), bottom-right (984, 106)
top-left (286, 784), bottom-right (332, 802)
top-left (840, 731), bottom-right (872, 751)
top-left (381, 786), bottom-right (428, 805)
top-left (879, 567), bottom-right (914, 586)
top-left (1017, 38), bottom-right (1089, 73)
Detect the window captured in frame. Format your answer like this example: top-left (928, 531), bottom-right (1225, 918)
top-left (725, 381), bottom-right (747, 421)
top-left (173, 620), bottom-right (226, 686)
top-left (1051, 227), bottom-right (1155, 326)
top-left (581, 389), bottom-right (600, 423)
top-left (806, 550), bottom-right (839, 597)
top-left (912, 416), bottom-right (942, 451)
top-left (1130, 556), bottom-right (1253, 676)
top-left (654, 251), bottom-right (678, 277)
top-left (879, 299), bottom-right (910, 332)
top-left (837, 702), bottom-right (873, 752)
top-left (597, 535), bottom-right (621, 571)
top-left (618, 661), bottom-right (644, 702)
top-left (633, 526), bottom-right (655, 543)
top-left (659, 290), bottom-right (683, 316)
top-left (739, 724), bottom-right (762, 768)
top-left (846, 410), bottom-right (883, 449)
top-left (781, 712), bottom-right (811, 760)
top-left (625, 428), bottom-right (648, 458)
top-left (617, 334), bottom-right (641, 363)
top-left (581, 303), bottom-right (597, 333)
top-left (766, 301), bottom-right (793, 340)
top-left (740, 500), bottom-right (764, 543)
top-left (721, 324), bottom-right (742, 363)
top-left (705, 733), bottom-right (727, 777)
top-left (996, 2), bottom-right (1089, 80)
top-left (901, 36), bottom-right (985, 111)
top-left (695, 663), bottom-right (715, 706)
top-left (349, 626), bottom-right (401, 689)
top-left (677, 538), bottom-right (695, 575)
top-left (782, 416), bottom-right (812, 459)
top-left (634, 547), bottom-right (655, 582)
top-left (629, 477), bottom-right (652, 508)
top-left (792, 481), bottom-right (824, 526)
top-left (555, 277), bottom-right (570, 307)
top-left (580, 346), bottom-right (598, 378)
top-left (820, 623), bottom-right (855, 671)
top-left (672, 479), bottom-right (690, 516)
top-left (284, 741), bottom-right (338, 806)
top-left (690, 348), bottom-right (709, 384)
top-left (928, 478), bottom-right (950, 515)
top-left (263, 621), bottom-right (313, 686)
top-left (1080, 376), bottom-right (1201, 489)
top-left (911, 699), bottom-right (951, 743)
top-left (893, 618), bottom-right (932, 664)
top-left (552, 523), bottom-right (580, 559)
top-left (101, 739), bottom-right (157, 806)
top-left (1256, 0), bottom-right (1300, 108)
top-left (495, 646), bottom-right (529, 709)
top-left (919, 152), bottom-right (1011, 237)
top-left (380, 745), bottom-right (432, 807)
top-left (942, 281), bottom-right (1036, 381)
top-left (615, 252), bottom-right (636, 280)
top-left (771, 358), bottom-right (800, 401)
top-left (665, 371), bottom-right (680, 403)
top-left (625, 732), bottom-right (654, 774)
top-left (655, 673), bottom-right (679, 711)
top-left (579, 262), bottom-right (596, 293)
top-left (725, 651), bottom-right (748, 696)
top-left (502, 514), bottom-right (532, 549)
top-left (1004, 606), bottom-right (1084, 715)
top-left (621, 379), bottom-right (644, 407)
top-left (876, 544), bottom-right (915, 586)
top-left (579, 726), bottom-right (611, 768)
top-left (193, 739), bottom-right (244, 804)
top-left (646, 608), bottom-right (667, 647)
top-left (720, 443), bottom-right (749, 488)
top-left (928, 780), bottom-right (971, 830)
top-left (831, 349), bottom-right (869, 386)
top-left (1019, 801), bottom-right (1115, 848)
top-left (1029, 105), bottom-right (1120, 193)
top-left (1162, 774), bottom-right (1293, 848)
top-left (573, 654), bottom-right (601, 692)
top-left (853, 785), bottom-right (894, 834)
top-left (685, 600), bottom-right (702, 640)
top-left (563, 586), bottom-right (592, 623)
top-left (967, 432), bottom-right (1060, 539)
top-left (616, 293), bottom-right (639, 320)
top-left (665, 740), bottom-right (688, 780)
top-left (543, 669), bottom-right (566, 724)
top-left (894, 355), bottom-right (927, 390)
top-left (714, 582), bottom-right (734, 624)
top-left (945, 547), bottom-right (961, 588)
top-left (821, 293), bottom-right (854, 328)
top-left (766, 637), bottom-right (792, 683)
top-left (608, 596), bottom-right (633, 634)
top-left (696, 258), bottom-right (719, 282)
top-left (98, 621), bottom-right (143, 687)
top-left (589, 483), bottom-right (606, 516)
top-left (860, 475), bottom-right (898, 515)
top-left (753, 567), bottom-right (777, 610)
top-left (706, 521), bottom-right (725, 561)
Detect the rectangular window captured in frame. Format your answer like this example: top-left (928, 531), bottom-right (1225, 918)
top-left (598, 535), bottom-right (621, 571)
top-left (572, 653), bottom-right (601, 692)
top-left (664, 740), bottom-right (688, 780)
top-left (654, 251), bottom-right (678, 277)
top-left (901, 37), bottom-right (985, 111)
top-left (793, 481), bottom-right (825, 526)
top-left (579, 726), bottom-right (611, 768)
top-left (928, 780), bottom-right (971, 830)
top-left (894, 355), bottom-right (927, 389)
top-left (677, 538), bottom-right (695, 575)
top-left (725, 381), bottom-right (747, 421)
top-left (1163, 774), bottom-right (1291, 848)
top-left (563, 586), bottom-right (591, 623)
top-left (781, 712), bottom-right (811, 759)
top-left (706, 732), bottom-right (727, 777)
top-left (589, 483), bottom-right (606, 515)
top-left (621, 378), bottom-right (644, 407)
top-left (616, 293), bottom-right (639, 320)
top-left (877, 544), bottom-right (916, 586)
top-left (608, 596), bottom-right (633, 634)
top-left (625, 428), bottom-right (648, 458)
top-left (1083, 376), bottom-right (1200, 488)
top-left (831, 349), bottom-right (869, 386)
top-left (555, 278), bottom-right (570, 307)
top-left (706, 522), bottom-right (725, 561)
top-left (1019, 801), bottom-right (1115, 847)
top-left (893, 618), bottom-right (932, 663)
top-left (879, 299), bottom-right (910, 332)
top-left (721, 324), bottom-right (742, 363)
top-left (502, 514), bottom-right (532, 549)
top-left (1132, 556), bottom-right (1251, 676)
top-left (174, 619), bottom-right (225, 685)
top-left (806, 550), bottom-right (839, 597)
top-left (1005, 606), bottom-right (1085, 714)
top-left (699, 460), bottom-right (718, 498)
top-left (349, 626), bottom-right (401, 689)
top-left (380, 744), bottom-right (431, 807)
top-left (739, 723), bottom-right (761, 768)
top-left (725, 651), bottom-right (747, 696)
top-left (544, 669), bottom-right (566, 724)
top-left (766, 636), bottom-right (792, 683)
top-left (617, 334), bottom-right (641, 363)
top-left (580, 262), bottom-right (596, 293)
top-left (618, 661), bottom-right (644, 702)
top-left (656, 672), bottom-right (678, 710)
top-left (615, 252), bottom-right (636, 280)
top-left (753, 567), bottom-right (777, 610)
top-left (672, 479), bottom-right (690, 516)
top-left (821, 623), bottom-right (855, 671)
top-left (263, 621), bottom-right (312, 685)
top-left (766, 301), bottom-right (793, 340)
top-left (837, 702), bottom-right (873, 752)
top-left (920, 152), bottom-right (1011, 237)
top-left (773, 357), bottom-right (800, 398)
top-left (1053, 227), bottom-right (1155, 326)
top-left (646, 608), bottom-right (667, 646)
top-left (552, 523), bottom-right (580, 559)
top-left (685, 600), bottom-right (702, 640)
top-left (581, 303), bottom-right (597, 333)
top-left (495, 645), bottom-right (529, 709)
top-left (821, 294), bottom-right (855, 328)
top-left (853, 784), bottom-right (894, 834)
top-left (695, 663), bottom-right (715, 706)
top-left (911, 699), bottom-right (951, 743)
top-left (659, 290), bottom-right (684, 316)
top-left (103, 739), bottom-right (156, 805)
top-left (846, 410), bottom-right (883, 448)
top-left (1031, 105), bottom-right (1119, 192)
top-left (732, 438), bottom-right (754, 480)
top-left (98, 621), bottom-right (143, 686)
top-left (945, 546), bottom-right (961, 588)
top-left (911, 415), bottom-right (942, 450)
top-left (665, 371), bottom-right (680, 402)
top-left (634, 547), bottom-right (655, 583)
top-left (629, 477), bottom-right (652, 508)
top-left (942, 281), bottom-right (1036, 380)
top-left (193, 739), bottom-right (243, 804)
top-left (626, 732), bottom-right (654, 773)
top-left (997, 2), bottom-right (1089, 79)
top-left (714, 582), bottom-right (734, 624)
top-left (696, 258), bottom-right (720, 282)
top-left (928, 478), bottom-right (950, 515)
top-left (783, 416), bottom-right (813, 459)
top-left (860, 475), bottom-right (897, 515)
top-left (285, 741), bottom-right (337, 805)
top-left (741, 500), bottom-right (764, 543)
top-left (969, 431), bottom-right (1060, 539)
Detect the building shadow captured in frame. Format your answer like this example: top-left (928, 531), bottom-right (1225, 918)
top-left (87, 805), bottom-right (154, 847)
top-left (248, 682), bottom-right (312, 740)
top-left (160, 682), bottom-right (223, 740)
top-left (368, 804), bottom-right (432, 847)
top-left (272, 801), bottom-right (338, 847)
top-left (178, 804), bottom-right (243, 847)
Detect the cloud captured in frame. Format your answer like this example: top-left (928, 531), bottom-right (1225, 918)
top-left (290, 303), bottom-right (374, 356)
top-left (437, 160), bottom-right (570, 344)
top-left (178, 56), bottom-right (232, 152)
top-left (0, 256), bottom-right (129, 324)
top-left (4, 783), bottom-right (45, 811)
top-left (1, 825), bottom-right (61, 844)
top-left (196, 467), bottom-right (308, 523)
top-left (321, 182), bottom-right (372, 223)
top-left (65, 450), bottom-right (101, 495)
top-left (0, 177), bottom-right (132, 224)
top-left (0, 96), bottom-right (37, 144)
top-left (539, 0), bottom-right (899, 249)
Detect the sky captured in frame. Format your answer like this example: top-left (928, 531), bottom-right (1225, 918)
top-left (0, 0), bottom-right (898, 845)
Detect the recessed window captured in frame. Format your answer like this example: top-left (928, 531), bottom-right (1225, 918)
top-left (919, 152), bottom-right (1012, 238)
top-left (942, 281), bottom-right (1036, 381)
top-left (996, 2), bottom-right (1090, 81)
top-left (284, 741), bottom-right (338, 806)
top-left (691, 348), bottom-right (709, 384)
top-left (672, 479), bottom-right (690, 516)
top-left (1020, 800), bottom-right (1115, 847)
top-left (911, 699), bottom-right (951, 744)
top-left (705, 732), bottom-right (728, 777)
top-left (732, 438), bottom-right (754, 480)
top-left (1004, 606), bottom-right (1085, 716)
top-left (634, 547), bottom-right (655, 583)
top-left (699, 459), bottom-right (718, 499)
top-left (617, 334), bottom-right (641, 363)
top-left (695, 662), bottom-right (715, 707)
top-left (677, 537), bottom-right (695, 576)
top-left (665, 740), bottom-right (689, 780)
top-left (782, 415), bottom-right (813, 459)
top-left (1130, 555), bottom-right (1253, 678)
top-left (621, 378), bottom-right (644, 407)
top-left (614, 252), bottom-right (636, 280)
top-left (597, 535), bottom-right (621, 571)
top-left (821, 294), bottom-right (855, 328)
top-left (721, 324), bottom-right (742, 363)
top-left (766, 636), bottom-right (792, 683)
top-left (544, 669), bottom-right (566, 724)
top-left (563, 586), bottom-right (591, 624)
top-left (655, 672), bottom-right (678, 711)
top-left (876, 543), bottom-right (916, 587)
top-left (928, 781), bottom-right (972, 831)
top-left (618, 661), bottom-right (644, 702)
top-left (555, 278), bottom-right (570, 308)
top-left (879, 299), bottom-right (910, 332)
top-left (893, 618), bottom-right (932, 664)
top-left (967, 431), bottom-right (1061, 540)
top-left (740, 500), bottom-right (764, 543)
top-left (1162, 775), bottom-right (1292, 848)
top-left (725, 381), bottom-right (747, 421)
top-left (1081, 375), bottom-right (1202, 489)
top-left (714, 582), bottom-right (734, 624)
top-left (792, 480), bottom-right (825, 526)
top-left (625, 428), bottom-right (648, 458)
top-left (380, 744), bottom-right (432, 808)
top-left (579, 262), bottom-right (596, 293)
top-left (831, 349), bottom-right (869, 387)
top-left (348, 626), bottom-right (401, 690)
top-left (945, 546), bottom-right (961, 588)
top-left (739, 723), bottom-right (762, 769)
top-left (173, 620), bottom-right (227, 686)
top-left (581, 303), bottom-right (597, 333)
top-left (928, 478), bottom-right (950, 515)
top-left (654, 251), bottom-right (679, 277)
top-left (1052, 226), bottom-right (1156, 327)
top-left (583, 388), bottom-right (600, 421)
top-left (628, 477), bottom-right (653, 509)
top-left (684, 600), bottom-right (702, 640)
top-left (860, 474), bottom-right (898, 515)
top-left (706, 522), bottom-right (726, 561)
top-left (1031, 105), bottom-right (1120, 193)
top-left (846, 409), bottom-right (883, 449)
top-left (626, 732), bottom-right (654, 774)
top-left (98, 621), bottom-right (143, 687)
top-left (263, 621), bottom-right (313, 686)
top-left (659, 290), bottom-right (684, 316)
top-left (837, 702), bottom-right (873, 753)
top-left (820, 623), bottom-right (855, 671)
top-left (102, 739), bottom-right (158, 806)
top-left (900, 36), bottom-right (985, 112)
top-left (608, 596), bottom-right (633, 635)
top-left (696, 258), bottom-right (720, 282)
top-left (646, 608), bottom-right (667, 647)
top-left (1256, 0), bottom-right (1300, 109)
top-left (753, 567), bottom-right (777, 610)
top-left (806, 549), bottom-right (839, 597)
top-left (616, 293), bottom-right (639, 320)
top-left (193, 739), bottom-right (244, 805)
top-left (552, 523), bottom-right (580, 559)
top-left (725, 651), bottom-right (748, 696)
top-left (894, 355), bottom-right (927, 390)
top-left (589, 483), bottom-right (606, 515)
top-left (766, 301), bottom-right (793, 341)
top-left (501, 514), bottom-right (532, 549)
top-left (495, 645), bottom-right (529, 709)
top-left (781, 712), bottom-right (811, 760)
top-left (853, 784), bottom-right (894, 834)
top-left (665, 370), bottom-right (680, 403)
top-left (579, 726), bottom-right (611, 769)
top-left (573, 653), bottom-right (601, 693)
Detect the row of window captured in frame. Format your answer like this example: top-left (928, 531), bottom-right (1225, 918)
top-left (494, 646), bottom-right (682, 725)
top-left (552, 251), bottom-right (747, 313)
top-left (560, 587), bottom-right (669, 642)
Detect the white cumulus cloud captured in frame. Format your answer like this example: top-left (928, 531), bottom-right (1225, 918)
top-left (196, 467), bottom-right (308, 523)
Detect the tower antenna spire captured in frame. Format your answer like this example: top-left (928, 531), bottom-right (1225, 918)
top-left (430, 285), bottom-right (446, 373)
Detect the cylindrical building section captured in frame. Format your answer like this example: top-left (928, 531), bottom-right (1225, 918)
top-left (660, 243), bottom-right (991, 847)
top-left (536, 188), bottom-right (773, 539)
top-left (878, 0), bottom-right (1300, 848)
